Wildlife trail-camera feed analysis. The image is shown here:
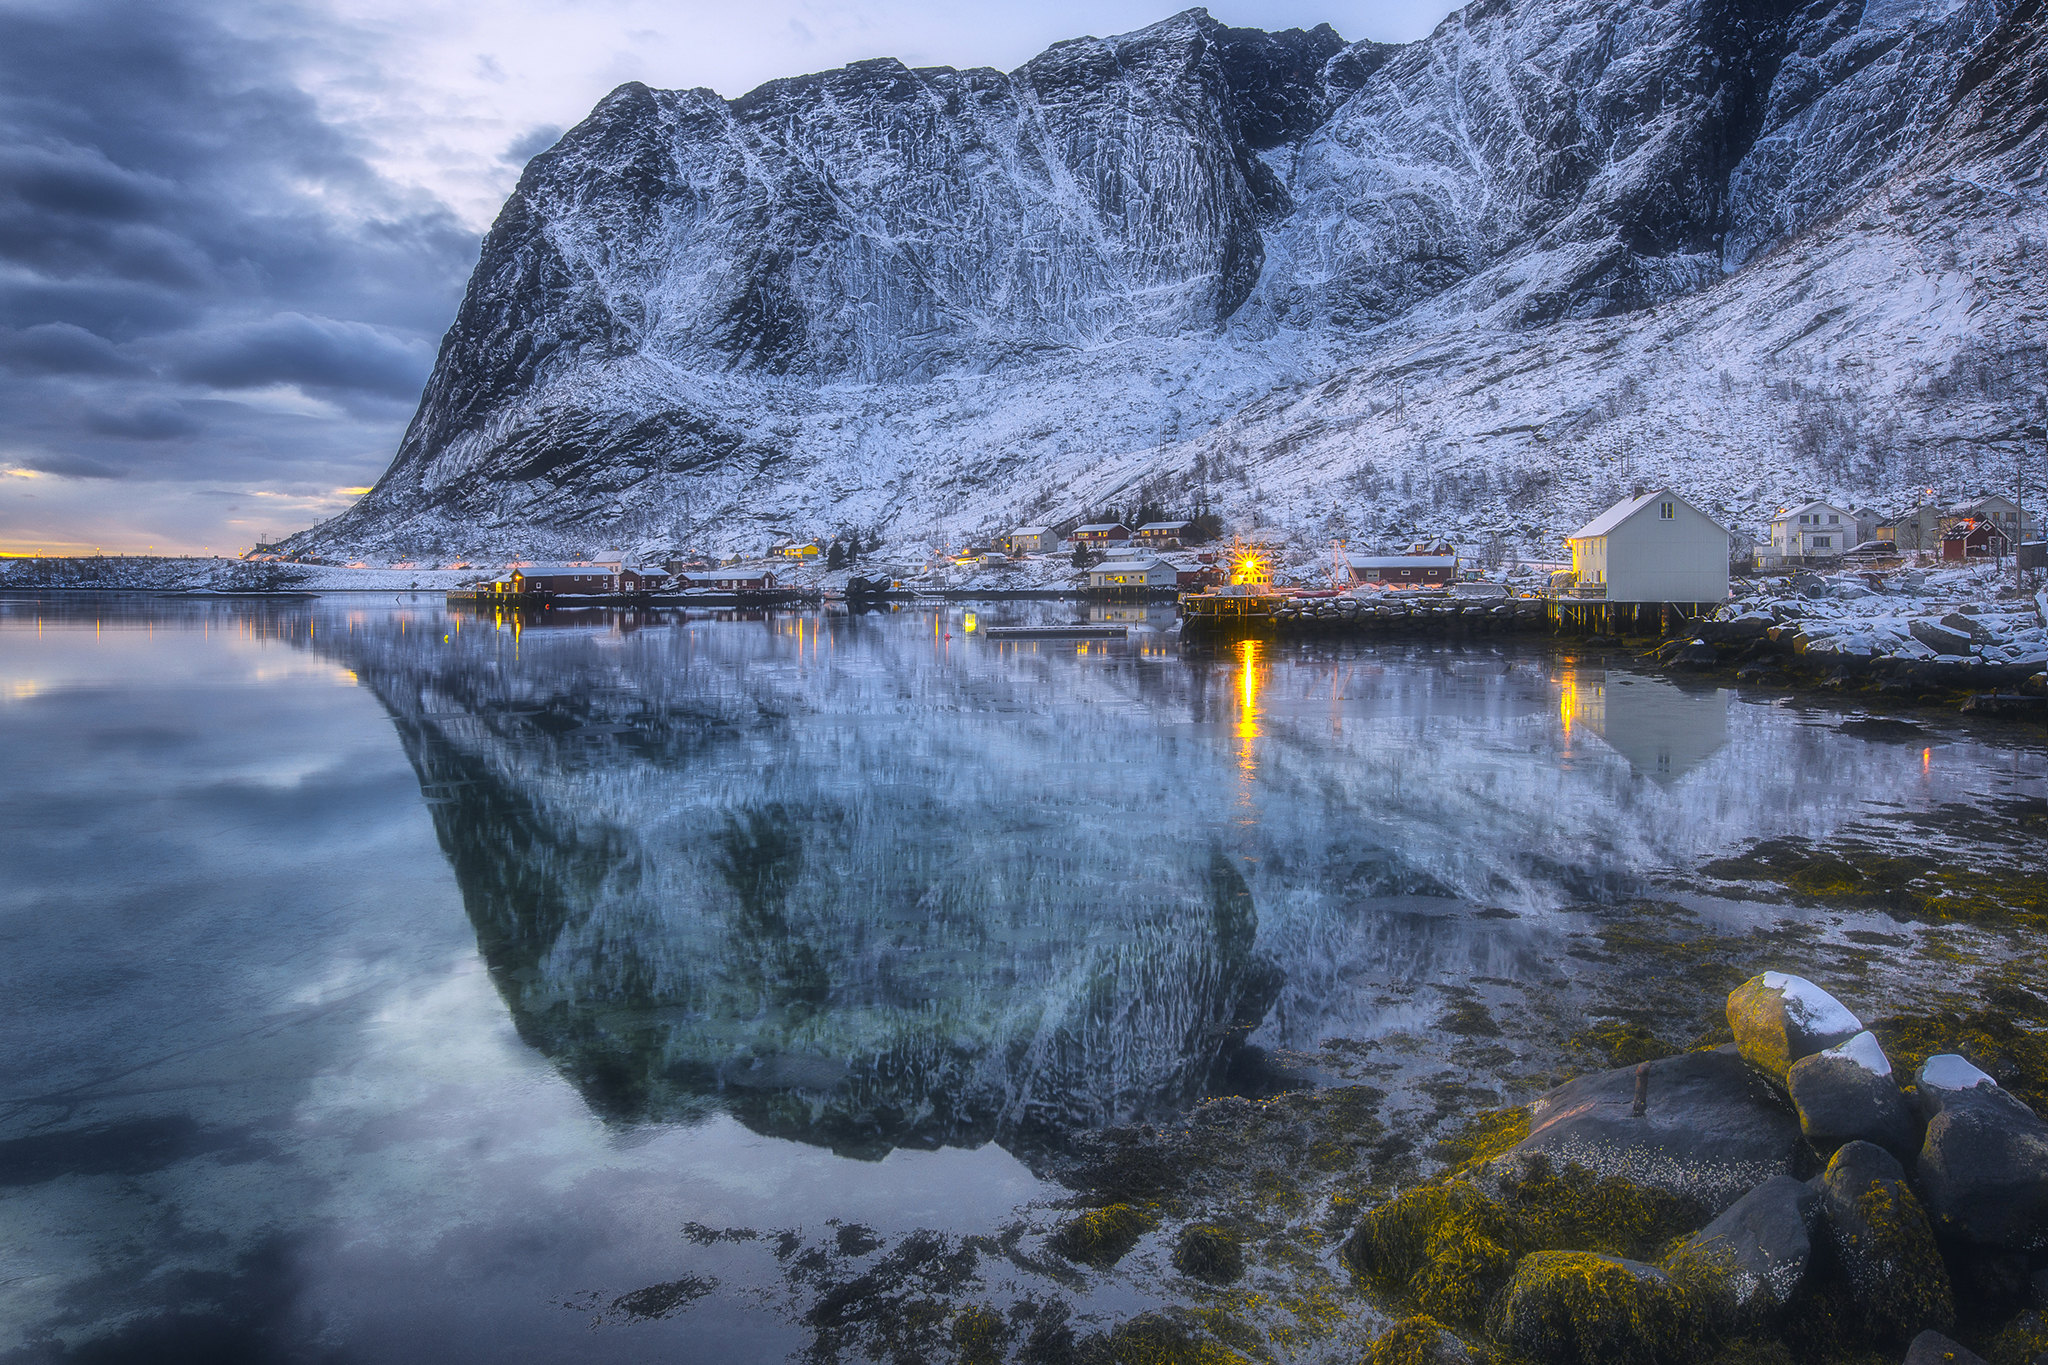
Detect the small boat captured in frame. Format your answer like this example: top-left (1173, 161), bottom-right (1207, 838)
top-left (982, 625), bottom-right (1127, 639)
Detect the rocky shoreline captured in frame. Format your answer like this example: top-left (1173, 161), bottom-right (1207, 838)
top-left (1343, 971), bottom-right (2048, 1365)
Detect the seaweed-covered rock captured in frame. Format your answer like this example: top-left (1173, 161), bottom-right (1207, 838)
top-left (1666, 1174), bottom-right (1817, 1318)
top-left (1982, 1309), bottom-right (2048, 1365)
top-left (1361, 1315), bottom-right (1486, 1365)
top-left (1171, 1224), bottom-right (1244, 1284)
top-left (1046, 1203), bottom-right (1156, 1268)
top-left (1728, 973), bottom-right (1863, 1081)
top-left (1346, 1181), bottom-right (1520, 1325)
top-left (1915, 1082), bottom-right (2048, 1252)
top-left (1787, 1031), bottom-right (1919, 1160)
top-left (1489, 1251), bottom-right (1700, 1365)
top-left (1817, 1141), bottom-right (1954, 1346)
top-left (1502, 1049), bottom-right (1803, 1211)
top-left (1902, 1329), bottom-right (1988, 1365)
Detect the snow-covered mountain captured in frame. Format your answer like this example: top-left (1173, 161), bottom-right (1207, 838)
top-left (291, 0), bottom-right (2048, 564)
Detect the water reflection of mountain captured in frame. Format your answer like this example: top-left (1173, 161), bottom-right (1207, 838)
top-left (308, 607), bottom-right (1960, 1156)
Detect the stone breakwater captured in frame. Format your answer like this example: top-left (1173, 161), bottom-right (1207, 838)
top-left (1271, 593), bottom-right (1551, 634)
top-left (1351, 971), bottom-right (2048, 1365)
top-left (1658, 586), bottom-right (2048, 711)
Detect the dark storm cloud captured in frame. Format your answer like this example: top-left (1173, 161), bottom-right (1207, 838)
top-left (0, 0), bottom-right (475, 503)
top-left (168, 314), bottom-right (430, 400)
top-left (0, 323), bottom-right (142, 377)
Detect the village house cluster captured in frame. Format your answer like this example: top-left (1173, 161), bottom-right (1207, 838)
top-left (1760, 493), bottom-right (2038, 568)
top-left (441, 483), bottom-right (2039, 612)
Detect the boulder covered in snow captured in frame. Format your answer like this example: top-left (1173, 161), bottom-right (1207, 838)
top-left (1914, 1068), bottom-right (2048, 1252)
top-left (1909, 619), bottom-right (1975, 656)
top-left (1727, 972), bottom-right (1863, 1081)
top-left (1786, 1030), bottom-right (1918, 1160)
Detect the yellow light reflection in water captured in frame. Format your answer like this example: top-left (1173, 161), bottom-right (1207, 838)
top-left (1559, 671), bottom-right (1579, 738)
top-left (1236, 637), bottom-right (1263, 772)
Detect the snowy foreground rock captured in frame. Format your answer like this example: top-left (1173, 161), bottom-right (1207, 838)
top-left (283, 0), bottom-right (2048, 565)
top-left (1352, 969), bottom-right (2048, 1365)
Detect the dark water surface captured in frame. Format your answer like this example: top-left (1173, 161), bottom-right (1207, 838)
top-left (1, 595), bottom-right (2040, 1362)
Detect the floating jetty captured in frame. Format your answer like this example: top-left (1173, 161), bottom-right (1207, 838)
top-left (982, 624), bottom-right (1127, 640)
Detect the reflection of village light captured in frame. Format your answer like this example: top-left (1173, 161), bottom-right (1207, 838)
top-left (964, 612), bottom-right (976, 633)
top-left (1559, 673), bottom-right (1578, 738)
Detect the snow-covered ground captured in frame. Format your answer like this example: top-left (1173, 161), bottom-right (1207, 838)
top-left (0, 557), bottom-right (476, 593)
top-left (1710, 560), bottom-right (2048, 672)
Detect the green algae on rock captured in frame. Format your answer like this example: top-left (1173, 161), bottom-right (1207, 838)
top-left (1489, 1250), bottom-right (1705, 1365)
top-left (1361, 1314), bottom-right (1492, 1365)
top-left (1815, 1140), bottom-right (1954, 1348)
top-left (1346, 1180), bottom-right (1522, 1327)
top-left (1047, 1203), bottom-right (1158, 1269)
top-left (1170, 1224), bottom-right (1245, 1285)
top-left (1727, 973), bottom-right (1863, 1082)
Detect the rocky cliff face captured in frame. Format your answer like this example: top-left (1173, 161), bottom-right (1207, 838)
top-left (293, 0), bottom-right (2048, 563)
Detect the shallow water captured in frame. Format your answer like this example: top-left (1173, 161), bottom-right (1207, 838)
top-left (0, 594), bottom-right (2040, 1362)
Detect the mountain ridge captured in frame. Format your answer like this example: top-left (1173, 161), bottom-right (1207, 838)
top-left (290, 0), bottom-right (2048, 565)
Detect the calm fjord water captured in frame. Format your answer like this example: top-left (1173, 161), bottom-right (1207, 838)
top-left (1, 595), bottom-right (2040, 1362)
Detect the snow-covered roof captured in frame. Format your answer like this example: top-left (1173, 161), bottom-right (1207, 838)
top-left (1008, 526), bottom-right (1052, 536)
top-left (680, 569), bottom-right (769, 582)
top-left (1137, 521), bottom-right (1193, 531)
top-left (515, 564), bottom-right (614, 577)
top-left (1090, 557), bottom-right (1171, 571)
top-left (1348, 554), bottom-right (1456, 569)
top-left (1770, 500), bottom-right (1851, 522)
top-left (1570, 489), bottom-right (1726, 540)
top-left (1072, 523), bottom-right (1128, 533)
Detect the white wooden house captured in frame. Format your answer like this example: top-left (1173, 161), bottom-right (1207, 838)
top-left (1768, 501), bottom-right (1854, 560)
top-left (1087, 557), bottom-right (1179, 589)
top-left (1565, 490), bottom-right (1729, 604)
top-left (1004, 526), bottom-right (1053, 554)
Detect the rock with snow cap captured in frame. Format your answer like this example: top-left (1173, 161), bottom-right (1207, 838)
top-left (1914, 1054), bottom-right (1998, 1119)
top-left (1727, 973), bottom-right (1863, 1082)
top-left (1914, 1069), bottom-right (2048, 1252)
top-left (1498, 1049), bottom-right (1804, 1213)
top-left (1910, 619), bottom-right (1976, 656)
top-left (1787, 1030), bottom-right (1919, 1160)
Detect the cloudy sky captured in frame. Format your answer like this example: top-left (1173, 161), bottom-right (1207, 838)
top-left (0, 0), bottom-right (1456, 556)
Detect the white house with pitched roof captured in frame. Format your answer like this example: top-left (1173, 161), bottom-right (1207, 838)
top-left (1565, 490), bottom-right (1730, 604)
top-left (1768, 501), bottom-right (1855, 560)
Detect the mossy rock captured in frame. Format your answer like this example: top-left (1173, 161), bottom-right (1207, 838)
top-left (1490, 1251), bottom-right (1705, 1365)
top-left (1573, 1019), bottom-right (1682, 1069)
top-left (1815, 1141), bottom-right (1953, 1348)
top-left (950, 1305), bottom-right (1011, 1365)
top-left (1346, 1181), bottom-right (1521, 1326)
top-left (1103, 1312), bottom-right (1253, 1364)
top-left (1985, 1309), bottom-right (2048, 1365)
top-left (1361, 1314), bottom-right (1490, 1365)
top-left (1434, 1107), bottom-right (1532, 1172)
top-left (1049, 1203), bottom-right (1157, 1269)
top-left (1489, 1155), bottom-right (1708, 1262)
top-left (1348, 1159), bottom-right (1711, 1329)
top-left (1170, 1224), bottom-right (1244, 1285)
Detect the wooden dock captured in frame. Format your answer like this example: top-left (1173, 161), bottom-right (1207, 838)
top-left (982, 625), bottom-right (1127, 640)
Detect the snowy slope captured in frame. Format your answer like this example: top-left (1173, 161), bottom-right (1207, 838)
top-left (288, 0), bottom-right (2048, 566)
